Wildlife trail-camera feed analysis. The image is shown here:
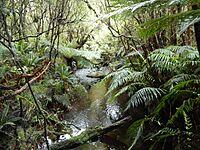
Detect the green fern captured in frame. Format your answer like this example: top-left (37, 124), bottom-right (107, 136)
top-left (164, 74), bottom-right (199, 89)
top-left (138, 9), bottom-right (200, 39)
top-left (108, 82), bottom-right (146, 103)
top-left (155, 77), bottom-right (200, 119)
top-left (182, 110), bottom-right (192, 134)
top-left (167, 97), bottom-right (200, 125)
top-left (106, 68), bottom-right (133, 94)
top-left (145, 127), bottom-right (177, 141)
top-left (127, 87), bottom-right (164, 109)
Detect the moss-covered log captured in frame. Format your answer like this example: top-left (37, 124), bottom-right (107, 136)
top-left (50, 116), bottom-right (131, 150)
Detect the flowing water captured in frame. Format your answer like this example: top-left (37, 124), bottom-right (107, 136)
top-left (40, 68), bottom-right (124, 150)
top-left (62, 68), bottom-right (123, 149)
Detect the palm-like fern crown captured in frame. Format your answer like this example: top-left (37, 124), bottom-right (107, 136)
top-left (106, 45), bottom-right (200, 149)
top-left (106, 46), bottom-right (199, 111)
top-left (104, 0), bottom-right (200, 41)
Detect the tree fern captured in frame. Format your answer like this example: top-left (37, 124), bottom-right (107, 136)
top-left (138, 9), bottom-right (200, 39)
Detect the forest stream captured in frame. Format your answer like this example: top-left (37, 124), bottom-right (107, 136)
top-left (43, 68), bottom-right (125, 150)
top-left (2, 1), bottom-right (200, 149)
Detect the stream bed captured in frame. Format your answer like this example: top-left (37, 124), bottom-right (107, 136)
top-left (41, 68), bottom-right (125, 150)
top-left (64, 68), bottom-right (123, 149)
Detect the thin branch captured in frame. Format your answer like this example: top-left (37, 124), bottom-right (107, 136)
top-left (0, 19), bottom-right (80, 43)
top-left (0, 61), bottom-right (51, 101)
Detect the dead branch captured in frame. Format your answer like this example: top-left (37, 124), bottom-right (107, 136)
top-left (0, 61), bottom-right (51, 101)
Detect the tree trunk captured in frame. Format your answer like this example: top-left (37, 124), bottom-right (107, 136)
top-left (192, 5), bottom-right (200, 55)
top-left (50, 116), bottom-right (132, 150)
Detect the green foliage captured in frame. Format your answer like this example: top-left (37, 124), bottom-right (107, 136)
top-left (149, 46), bottom-right (199, 75)
top-left (138, 9), bottom-right (200, 39)
top-left (145, 127), bottom-right (177, 147)
top-left (1, 0), bottom-right (200, 148)
top-left (127, 87), bottom-right (164, 109)
top-left (59, 46), bottom-right (102, 64)
top-left (167, 97), bottom-right (200, 125)
top-left (127, 118), bottom-right (144, 140)
top-left (128, 119), bottom-right (144, 150)
top-left (106, 45), bottom-right (200, 149)
top-left (0, 105), bottom-right (16, 129)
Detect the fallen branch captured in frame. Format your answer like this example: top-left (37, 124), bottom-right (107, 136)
top-left (50, 116), bottom-right (132, 150)
top-left (0, 61), bottom-right (51, 101)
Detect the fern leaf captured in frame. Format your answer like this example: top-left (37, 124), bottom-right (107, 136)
top-left (127, 87), bottom-right (164, 109)
top-left (106, 68), bottom-right (133, 94)
top-left (107, 82), bottom-right (146, 103)
top-left (155, 90), bottom-right (196, 116)
top-left (164, 74), bottom-right (199, 90)
top-left (138, 9), bottom-right (200, 39)
top-left (167, 97), bottom-right (200, 125)
top-left (145, 127), bottom-right (177, 141)
top-left (99, 0), bottom-right (157, 20)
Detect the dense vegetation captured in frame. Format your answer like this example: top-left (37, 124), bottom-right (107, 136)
top-left (0, 0), bottom-right (200, 149)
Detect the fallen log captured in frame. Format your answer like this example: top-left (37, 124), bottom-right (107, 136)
top-left (50, 116), bottom-right (132, 150)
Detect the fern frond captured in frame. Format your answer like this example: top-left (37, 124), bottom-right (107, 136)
top-left (117, 82), bottom-right (146, 97)
top-left (149, 46), bottom-right (198, 74)
top-left (167, 46), bottom-right (198, 60)
top-left (138, 9), bottom-right (200, 39)
top-left (164, 74), bottom-right (199, 90)
top-left (167, 45), bottom-right (196, 53)
top-left (186, 60), bottom-right (200, 66)
top-left (107, 68), bottom-right (148, 95)
top-left (108, 82), bottom-right (146, 103)
top-left (149, 49), bottom-right (179, 74)
top-left (173, 79), bottom-right (200, 91)
top-left (100, 0), bottom-right (158, 20)
top-left (150, 48), bottom-right (175, 57)
top-left (182, 111), bottom-right (192, 133)
top-left (155, 90), bottom-right (196, 116)
top-left (106, 68), bottom-right (132, 94)
top-left (167, 97), bottom-right (200, 125)
top-left (154, 78), bottom-right (200, 117)
top-left (127, 87), bottom-right (164, 109)
top-left (145, 127), bottom-right (177, 141)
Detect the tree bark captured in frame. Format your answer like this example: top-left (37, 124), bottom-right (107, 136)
top-left (50, 116), bottom-right (132, 150)
top-left (192, 5), bottom-right (200, 55)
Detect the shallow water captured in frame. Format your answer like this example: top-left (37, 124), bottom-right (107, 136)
top-left (61, 73), bottom-right (122, 149)
top-left (41, 68), bottom-right (123, 150)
